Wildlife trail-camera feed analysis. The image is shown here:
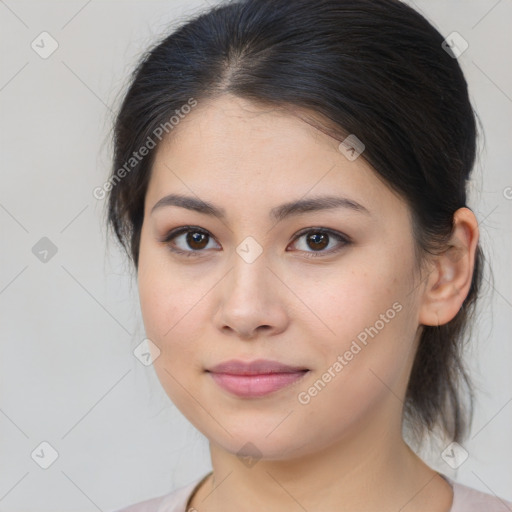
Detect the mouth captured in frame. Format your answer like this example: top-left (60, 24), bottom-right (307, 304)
top-left (205, 359), bottom-right (310, 398)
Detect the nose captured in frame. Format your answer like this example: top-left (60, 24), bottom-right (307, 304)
top-left (213, 251), bottom-right (289, 340)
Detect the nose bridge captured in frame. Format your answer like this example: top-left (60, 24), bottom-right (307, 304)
top-left (214, 237), bottom-right (288, 338)
top-left (228, 238), bottom-right (271, 300)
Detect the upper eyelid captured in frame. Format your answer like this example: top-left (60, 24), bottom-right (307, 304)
top-left (292, 226), bottom-right (350, 240)
top-left (162, 226), bottom-right (218, 243)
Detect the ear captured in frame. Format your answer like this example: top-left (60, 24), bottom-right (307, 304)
top-left (418, 207), bottom-right (479, 327)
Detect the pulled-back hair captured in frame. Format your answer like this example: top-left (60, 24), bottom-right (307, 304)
top-left (106, 0), bottom-right (483, 444)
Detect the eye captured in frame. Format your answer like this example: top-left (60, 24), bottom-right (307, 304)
top-left (288, 228), bottom-right (351, 258)
top-left (161, 226), bottom-right (351, 259)
top-left (161, 226), bottom-right (220, 257)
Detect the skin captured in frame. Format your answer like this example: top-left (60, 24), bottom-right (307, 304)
top-left (137, 94), bottom-right (479, 512)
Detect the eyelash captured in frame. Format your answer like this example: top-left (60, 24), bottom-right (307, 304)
top-left (160, 225), bottom-right (351, 259)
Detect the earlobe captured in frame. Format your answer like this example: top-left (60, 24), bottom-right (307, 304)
top-left (418, 207), bottom-right (479, 327)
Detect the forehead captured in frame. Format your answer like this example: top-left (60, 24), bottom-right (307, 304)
top-left (156, 95), bottom-right (342, 169)
top-left (146, 94), bottom-right (404, 220)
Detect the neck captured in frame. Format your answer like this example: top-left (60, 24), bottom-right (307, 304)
top-left (190, 409), bottom-right (453, 512)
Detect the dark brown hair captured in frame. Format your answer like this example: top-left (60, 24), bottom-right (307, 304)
top-left (105, 0), bottom-right (483, 444)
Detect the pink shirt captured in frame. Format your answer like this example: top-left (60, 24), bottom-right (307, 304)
top-left (113, 472), bottom-right (512, 512)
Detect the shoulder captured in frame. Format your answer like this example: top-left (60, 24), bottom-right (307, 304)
top-left (111, 473), bottom-right (208, 512)
top-left (450, 479), bottom-right (512, 512)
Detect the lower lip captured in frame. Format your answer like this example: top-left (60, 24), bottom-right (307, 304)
top-left (208, 371), bottom-right (309, 398)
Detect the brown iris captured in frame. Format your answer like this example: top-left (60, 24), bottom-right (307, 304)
top-left (187, 231), bottom-right (209, 250)
top-left (306, 232), bottom-right (329, 251)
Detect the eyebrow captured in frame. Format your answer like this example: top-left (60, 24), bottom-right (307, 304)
top-left (150, 193), bottom-right (370, 222)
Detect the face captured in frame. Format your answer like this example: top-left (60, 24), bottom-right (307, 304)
top-left (137, 94), bottom-right (424, 460)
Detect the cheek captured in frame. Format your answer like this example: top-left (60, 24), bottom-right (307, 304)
top-left (136, 236), bottom-right (222, 373)
top-left (137, 261), bottom-right (206, 414)
top-left (137, 237), bottom-right (198, 339)
top-left (294, 298), bottom-right (417, 442)
top-left (287, 262), bottom-right (406, 343)
top-left (138, 270), bottom-right (202, 358)
top-left (291, 249), bottom-right (419, 382)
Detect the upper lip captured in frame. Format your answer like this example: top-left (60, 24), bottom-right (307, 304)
top-left (206, 359), bottom-right (309, 375)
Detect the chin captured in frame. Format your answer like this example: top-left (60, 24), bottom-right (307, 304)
top-left (207, 426), bottom-right (318, 463)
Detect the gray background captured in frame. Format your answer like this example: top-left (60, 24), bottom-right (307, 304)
top-left (0, 1), bottom-right (511, 510)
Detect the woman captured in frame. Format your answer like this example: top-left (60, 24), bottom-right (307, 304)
top-left (106, 0), bottom-right (511, 510)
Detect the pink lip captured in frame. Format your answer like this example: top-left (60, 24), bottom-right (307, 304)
top-left (206, 359), bottom-right (309, 398)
